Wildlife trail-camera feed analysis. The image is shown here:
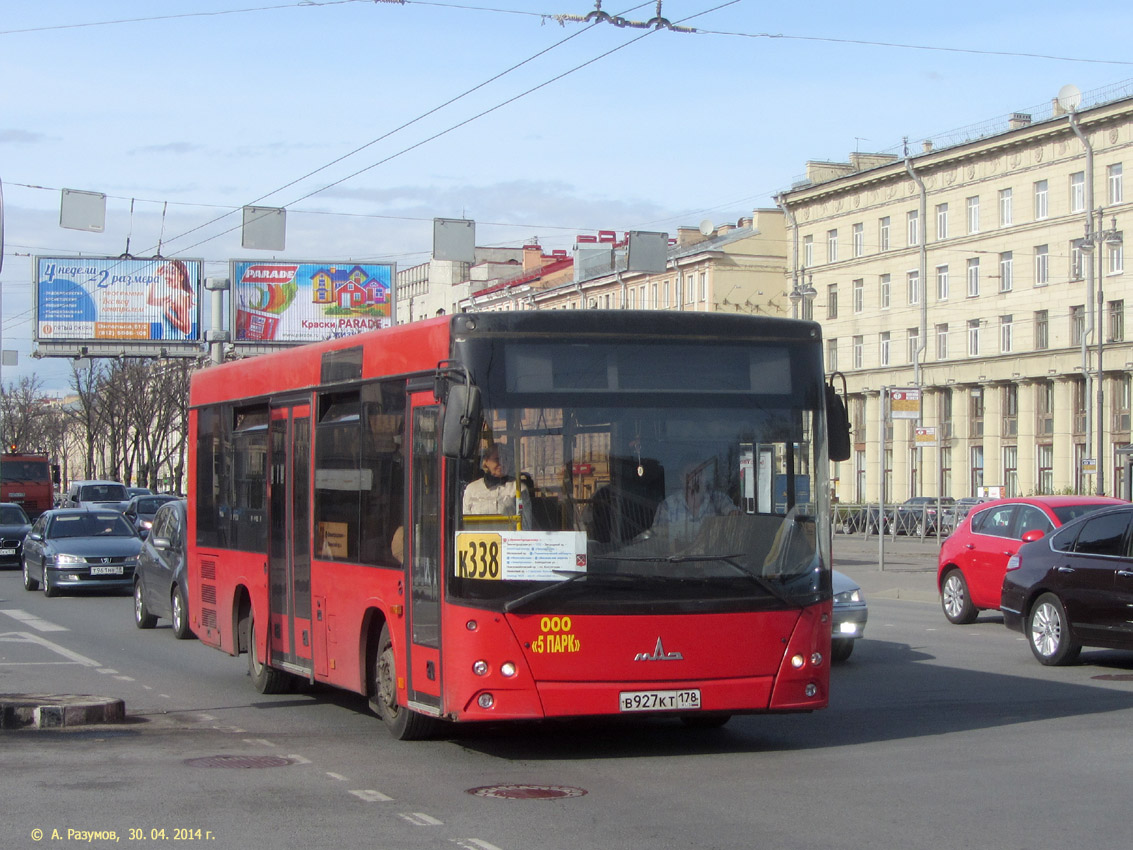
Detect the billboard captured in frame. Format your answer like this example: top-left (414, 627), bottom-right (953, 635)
top-left (231, 260), bottom-right (393, 344)
top-left (36, 257), bottom-right (202, 343)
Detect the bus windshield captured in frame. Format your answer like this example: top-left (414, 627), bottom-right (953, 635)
top-left (452, 336), bottom-right (830, 612)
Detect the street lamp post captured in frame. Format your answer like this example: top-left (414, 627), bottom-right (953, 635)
top-left (1079, 210), bottom-right (1123, 495)
top-left (789, 274), bottom-right (816, 320)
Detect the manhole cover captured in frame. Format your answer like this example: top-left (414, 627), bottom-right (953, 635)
top-left (467, 784), bottom-right (587, 800)
top-left (184, 755), bottom-right (294, 769)
top-left (1093, 673), bottom-right (1133, 681)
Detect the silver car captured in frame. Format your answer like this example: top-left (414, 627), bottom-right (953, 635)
top-left (21, 508), bottom-right (142, 597)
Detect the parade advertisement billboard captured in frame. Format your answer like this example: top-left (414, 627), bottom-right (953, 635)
top-left (231, 260), bottom-right (393, 344)
top-left (36, 257), bottom-right (202, 343)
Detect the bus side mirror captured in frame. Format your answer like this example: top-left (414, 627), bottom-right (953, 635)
top-left (442, 383), bottom-right (482, 460)
top-left (826, 383), bottom-right (852, 463)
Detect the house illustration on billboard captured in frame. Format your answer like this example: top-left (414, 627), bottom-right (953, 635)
top-left (311, 265), bottom-right (389, 308)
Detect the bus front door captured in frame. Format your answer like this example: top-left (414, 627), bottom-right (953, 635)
top-left (404, 394), bottom-right (442, 716)
top-left (267, 403), bottom-right (314, 679)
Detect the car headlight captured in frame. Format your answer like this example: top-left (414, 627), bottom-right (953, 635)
top-left (54, 553), bottom-right (86, 566)
top-left (834, 589), bottom-right (861, 604)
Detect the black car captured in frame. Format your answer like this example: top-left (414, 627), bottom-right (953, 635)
top-left (122, 493), bottom-right (179, 537)
top-left (21, 508), bottom-right (142, 596)
top-left (1001, 504), bottom-right (1133, 665)
top-left (133, 499), bottom-right (193, 639)
top-left (889, 496), bottom-right (956, 537)
top-left (0, 502), bottom-right (32, 568)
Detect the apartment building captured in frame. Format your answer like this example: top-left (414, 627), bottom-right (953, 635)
top-left (776, 83), bottom-right (1133, 502)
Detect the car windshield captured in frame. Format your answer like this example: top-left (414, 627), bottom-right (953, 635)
top-left (1, 460), bottom-right (50, 482)
top-left (136, 497), bottom-right (173, 513)
top-left (49, 513), bottom-right (135, 538)
top-left (79, 484), bottom-right (128, 502)
top-left (0, 505), bottom-right (29, 524)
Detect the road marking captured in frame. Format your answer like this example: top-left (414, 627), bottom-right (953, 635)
top-left (349, 789), bottom-right (393, 802)
top-left (400, 813), bottom-right (444, 826)
top-left (0, 609), bottom-right (69, 632)
top-left (326, 772), bottom-right (347, 781)
top-left (245, 738), bottom-right (276, 747)
top-left (453, 840), bottom-right (505, 850)
top-left (287, 753), bottom-right (312, 765)
top-left (0, 630), bottom-right (101, 666)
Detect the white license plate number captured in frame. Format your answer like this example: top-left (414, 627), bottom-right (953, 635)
top-left (89, 565), bottom-right (123, 576)
top-left (0, 548), bottom-right (15, 556)
top-left (619, 689), bottom-right (701, 712)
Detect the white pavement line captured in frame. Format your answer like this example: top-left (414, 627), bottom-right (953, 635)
top-left (0, 609), bottom-right (68, 632)
top-left (114, 675), bottom-right (135, 682)
top-left (453, 840), bottom-right (506, 850)
top-left (349, 790), bottom-right (393, 802)
top-left (326, 772), bottom-right (348, 781)
top-left (245, 738), bottom-right (276, 747)
top-left (400, 813), bottom-right (444, 826)
top-left (0, 630), bottom-right (101, 666)
top-left (97, 668), bottom-right (118, 674)
top-left (286, 754), bottom-right (312, 765)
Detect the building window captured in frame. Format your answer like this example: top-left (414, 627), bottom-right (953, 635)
top-left (970, 389), bottom-right (985, 438)
top-left (941, 446), bottom-right (952, 498)
top-left (1004, 385), bottom-right (1019, 437)
top-left (1070, 240), bottom-right (1085, 280)
top-left (852, 222), bottom-right (864, 257)
top-left (907, 328), bottom-right (920, 364)
top-left (1108, 241), bottom-right (1124, 275)
top-left (651, 282), bottom-right (658, 309)
top-left (967, 258), bottom-right (980, 297)
top-left (1109, 299), bottom-right (1125, 343)
top-left (852, 278), bottom-right (864, 314)
top-left (1003, 446), bottom-right (1018, 497)
top-left (1070, 171), bottom-right (1086, 213)
top-left (803, 235), bottom-right (814, 267)
top-left (826, 338), bottom-right (838, 372)
top-left (1108, 163), bottom-right (1124, 205)
top-left (941, 390), bottom-right (954, 439)
top-left (700, 272), bottom-right (707, 301)
top-left (936, 203), bottom-right (949, 240)
top-left (1037, 382), bottom-right (1054, 437)
top-left (971, 445), bottom-right (984, 493)
top-left (999, 251), bottom-right (1013, 293)
top-left (1114, 374), bottom-right (1132, 433)
top-left (966, 196), bottom-right (980, 234)
top-left (1073, 378), bottom-right (1088, 435)
top-left (967, 319), bottom-right (980, 356)
top-left (1035, 244), bottom-right (1049, 286)
top-left (907, 210), bottom-right (920, 247)
top-left (827, 284), bottom-right (838, 319)
top-left (880, 331), bottom-right (891, 367)
top-left (1035, 309), bottom-right (1049, 350)
top-left (1034, 180), bottom-right (1049, 220)
top-left (907, 270), bottom-right (921, 306)
top-left (1000, 314), bottom-right (1013, 353)
top-left (1038, 443), bottom-right (1053, 493)
top-left (852, 335), bottom-right (863, 369)
top-left (936, 323), bottom-right (949, 360)
top-left (878, 216), bottom-right (891, 252)
top-left (879, 274), bottom-right (891, 309)
top-left (801, 296), bottom-right (814, 321)
top-left (936, 265), bottom-right (949, 301)
top-left (663, 280), bottom-right (670, 308)
top-left (999, 188), bottom-right (1013, 226)
top-left (827, 229), bottom-right (838, 263)
top-left (1071, 304), bottom-right (1085, 346)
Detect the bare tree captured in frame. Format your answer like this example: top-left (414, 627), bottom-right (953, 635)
top-left (0, 375), bottom-right (54, 452)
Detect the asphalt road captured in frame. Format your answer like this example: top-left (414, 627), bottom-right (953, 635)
top-left (3, 560), bottom-right (1133, 850)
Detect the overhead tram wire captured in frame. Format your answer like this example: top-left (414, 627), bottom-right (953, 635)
top-left (142, 3), bottom-right (657, 258)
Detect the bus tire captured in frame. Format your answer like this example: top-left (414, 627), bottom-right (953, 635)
top-left (247, 614), bottom-right (290, 694)
top-left (370, 624), bottom-right (436, 740)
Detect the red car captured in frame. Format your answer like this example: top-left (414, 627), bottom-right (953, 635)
top-left (937, 495), bottom-right (1125, 624)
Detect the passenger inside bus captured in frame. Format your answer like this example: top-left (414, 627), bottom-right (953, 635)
top-left (651, 455), bottom-right (739, 541)
top-left (461, 443), bottom-right (533, 528)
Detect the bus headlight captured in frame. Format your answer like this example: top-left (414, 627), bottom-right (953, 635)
top-left (790, 654), bottom-right (805, 669)
top-left (500, 662), bottom-right (517, 678)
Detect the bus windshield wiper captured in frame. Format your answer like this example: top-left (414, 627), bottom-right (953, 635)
top-left (502, 570), bottom-right (673, 614)
top-left (605, 553), bottom-right (805, 609)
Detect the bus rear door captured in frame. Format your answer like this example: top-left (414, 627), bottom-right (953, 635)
top-left (267, 402), bottom-right (314, 680)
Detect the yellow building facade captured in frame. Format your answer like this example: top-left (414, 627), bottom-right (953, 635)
top-left (777, 89), bottom-right (1133, 502)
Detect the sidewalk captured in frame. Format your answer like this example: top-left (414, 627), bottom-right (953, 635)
top-left (832, 531), bottom-right (941, 604)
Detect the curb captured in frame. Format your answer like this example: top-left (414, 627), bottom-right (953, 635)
top-left (0, 694), bottom-right (126, 730)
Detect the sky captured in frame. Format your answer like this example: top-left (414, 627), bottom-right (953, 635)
top-left (3, 0), bottom-right (1133, 393)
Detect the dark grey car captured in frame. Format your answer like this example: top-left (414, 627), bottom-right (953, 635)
top-left (0, 502), bottom-right (32, 568)
top-left (133, 499), bottom-right (193, 639)
top-left (21, 508), bottom-right (142, 596)
top-left (123, 494), bottom-right (179, 537)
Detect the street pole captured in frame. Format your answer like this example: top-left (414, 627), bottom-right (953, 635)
top-left (1097, 206), bottom-right (1106, 495)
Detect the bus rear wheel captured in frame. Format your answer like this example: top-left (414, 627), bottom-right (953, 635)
top-left (246, 614), bottom-right (291, 694)
top-left (370, 624), bottom-right (437, 740)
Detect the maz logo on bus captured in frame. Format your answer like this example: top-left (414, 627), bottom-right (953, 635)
top-left (634, 637), bottom-right (684, 662)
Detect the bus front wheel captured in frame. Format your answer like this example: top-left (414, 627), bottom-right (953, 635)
top-left (370, 624), bottom-right (437, 740)
top-left (246, 614), bottom-right (291, 694)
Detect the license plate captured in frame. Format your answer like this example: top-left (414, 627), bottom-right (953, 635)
top-left (89, 565), bottom-right (123, 576)
top-left (619, 689), bottom-right (701, 712)
top-left (0, 548), bottom-right (15, 556)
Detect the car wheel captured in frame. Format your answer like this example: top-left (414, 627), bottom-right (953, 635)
top-left (42, 566), bottom-right (59, 598)
top-left (369, 624), bottom-right (437, 740)
top-left (246, 613), bottom-right (291, 694)
top-left (1027, 593), bottom-right (1081, 666)
top-left (22, 558), bottom-right (39, 591)
top-left (170, 585), bottom-right (193, 640)
top-left (841, 518), bottom-right (855, 535)
top-left (830, 638), bottom-right (855, 662)
top-left (134, 581), bottom-right (157, 629)
top-left (940, 569), bottom-right (978, 624)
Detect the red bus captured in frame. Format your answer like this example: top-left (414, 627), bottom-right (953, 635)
top-left (1, 452), bottom-right (58, 519)
top-left (188, 311), bottom-right (850, 738)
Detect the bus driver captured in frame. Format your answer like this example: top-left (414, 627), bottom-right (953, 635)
top-left (462, 443), bottom-right (533, 528)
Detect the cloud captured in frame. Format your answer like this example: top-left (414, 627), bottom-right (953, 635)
top-left (129, 141), bottom-right (206, 155)
top-left (0, 128), bottom-right (50, 144)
